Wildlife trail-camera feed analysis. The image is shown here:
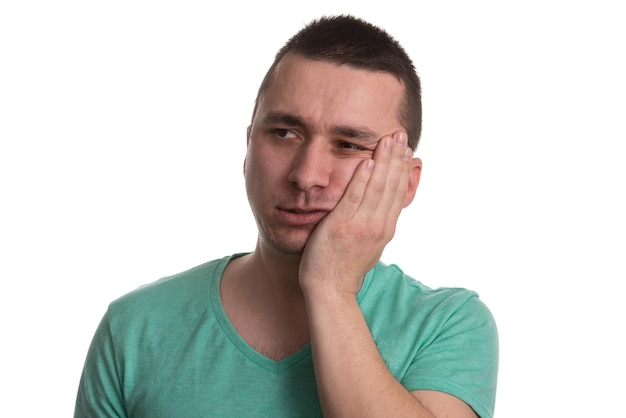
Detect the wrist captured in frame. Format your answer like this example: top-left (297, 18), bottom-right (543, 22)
top-left (301, 279), bottom-right (361, 313)
top-left (300, 273), bottom-right (363, 300)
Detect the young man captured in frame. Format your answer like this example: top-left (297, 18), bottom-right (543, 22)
top-left (75, 15), bottom-right (498, 418)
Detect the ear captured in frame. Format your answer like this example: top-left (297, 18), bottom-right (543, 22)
top-left (243, 125), bottom-right (252, 176)
top-left (403, 157), bottom-right (422, 208)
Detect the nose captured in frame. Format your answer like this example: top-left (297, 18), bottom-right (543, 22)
top-left (287, 140), bottom-right (332, 191)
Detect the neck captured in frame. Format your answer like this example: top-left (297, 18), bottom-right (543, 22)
top-left (223, 241), bottom-right (307, 312)
top-left (220, 243), bottom-right (310, 360)
top-left (246, 242), bottom-right (304, 304)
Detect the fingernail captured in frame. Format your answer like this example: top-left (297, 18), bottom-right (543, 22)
top-left (396, 132), bottom-right (407, 145)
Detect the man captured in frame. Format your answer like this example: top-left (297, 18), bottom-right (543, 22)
top-left (75, 15), bottom-right (498, 418)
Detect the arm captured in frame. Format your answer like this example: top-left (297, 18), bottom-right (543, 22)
top-left (74, 313), bottom-right (127, 418)
top-left (304, 289), bottom-right (478, 418)
top-left (299, 132), bottom-right (478, 417)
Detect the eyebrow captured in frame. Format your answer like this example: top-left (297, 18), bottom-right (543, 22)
top-left (262, 112), bottom-right (380, 144)
top-left (332, 124), bottom-right (379, 143)
top-left (263, 112), bottom-right (305, 128)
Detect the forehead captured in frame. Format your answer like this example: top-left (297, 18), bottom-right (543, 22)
top-left (256, 54), bottom-right (405, 136)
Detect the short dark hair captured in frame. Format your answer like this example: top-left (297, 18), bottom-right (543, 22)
top-left (251, 15), bottom-right (422, 150)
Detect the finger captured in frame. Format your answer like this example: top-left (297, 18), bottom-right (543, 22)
top-left (363, 132), bottom-right (411, 216)
top-left (332, 157), bottom-right (375, 218)
top-left (380, 132), bottom-right (412, 216)
top-left (358, 135), bottom-right (393, 212)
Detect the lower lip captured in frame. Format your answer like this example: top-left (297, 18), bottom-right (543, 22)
top-left (277, 209), bottom-right (329, 226)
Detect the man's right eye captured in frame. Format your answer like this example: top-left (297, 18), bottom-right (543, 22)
top-left (272, 129), bottom-right (297, 139)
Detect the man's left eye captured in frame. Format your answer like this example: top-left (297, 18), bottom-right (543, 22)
top-left (339, 142), bottom-right (364, 151)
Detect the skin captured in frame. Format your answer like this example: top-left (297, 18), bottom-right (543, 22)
top-left (221, 53), bottom-right (477, 417)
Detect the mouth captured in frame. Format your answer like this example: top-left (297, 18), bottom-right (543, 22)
top-left (277, 207), bottom-right (330, 226)
top-left (286, 208), bottom-right (321, 213)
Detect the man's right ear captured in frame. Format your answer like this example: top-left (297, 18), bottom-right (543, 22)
top-left (243, 126), bottom-right (251, 176)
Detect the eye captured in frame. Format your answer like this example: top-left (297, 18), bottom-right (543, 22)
top-left (339, 142), bottom-right (365, 151)
top-left (272, 129), bottom-right (298, 139)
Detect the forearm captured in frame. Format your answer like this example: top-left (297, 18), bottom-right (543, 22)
top-left (305, 291), bottom-right (435, 418)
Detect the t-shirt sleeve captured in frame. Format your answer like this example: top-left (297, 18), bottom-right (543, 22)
top-left (401, 293), bottom-right (499, 418)
top-left (74, 312), bottom-right (127, 418)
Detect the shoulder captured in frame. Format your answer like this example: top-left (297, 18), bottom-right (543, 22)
top-left (362, 262), bottom-right (491, 321)
top-left (105, 255), bottom-right (233, 326)
top-left (362, 262), bottom-right (498, 418)
top-left (360, 261), bottom-right (498, 373)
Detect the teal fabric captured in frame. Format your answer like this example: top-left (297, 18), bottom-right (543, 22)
top-left (75, 255), bottom-right (498, 418)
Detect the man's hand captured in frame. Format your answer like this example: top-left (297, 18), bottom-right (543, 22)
top-left (298, 132), bottom-right (478, 417)
top-left (299, 131), bottom-right (414, 297)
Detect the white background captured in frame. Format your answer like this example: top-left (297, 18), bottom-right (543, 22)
top-left (1, 1), bottom-right (624, 416)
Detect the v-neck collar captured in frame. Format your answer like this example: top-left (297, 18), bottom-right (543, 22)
top-left (209, 254), bottom-right (375, 374)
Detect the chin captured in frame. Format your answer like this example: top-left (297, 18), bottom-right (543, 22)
top-left (262, 230), bottom-right (310, 256)
top-left (271, 239), bottom-right (307, 256)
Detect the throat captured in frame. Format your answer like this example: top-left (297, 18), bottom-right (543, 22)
top-left (220, 254), bottom-right (310, 361)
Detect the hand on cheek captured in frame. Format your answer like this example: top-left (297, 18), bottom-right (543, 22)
top-left (299, 131), bottom-right (413, 298)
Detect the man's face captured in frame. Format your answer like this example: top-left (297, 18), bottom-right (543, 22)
top-left (245, 53), bottom-right (406, 255)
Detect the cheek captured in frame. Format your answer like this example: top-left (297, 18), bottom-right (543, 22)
top-left (245, 146), bottom-right (285, 191)
top-left (332, 158), bottom-right (365, 192)
top-left (244, 145), bottom-right (266, 179)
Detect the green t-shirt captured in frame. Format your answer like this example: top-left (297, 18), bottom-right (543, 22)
top-left (75, 255), bottom-right (498, 418)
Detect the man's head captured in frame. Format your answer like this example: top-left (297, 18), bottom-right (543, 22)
top-left (244, 15), bottom-right (423, 256)
top-left (251, 15), bottom-right (422, 151)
